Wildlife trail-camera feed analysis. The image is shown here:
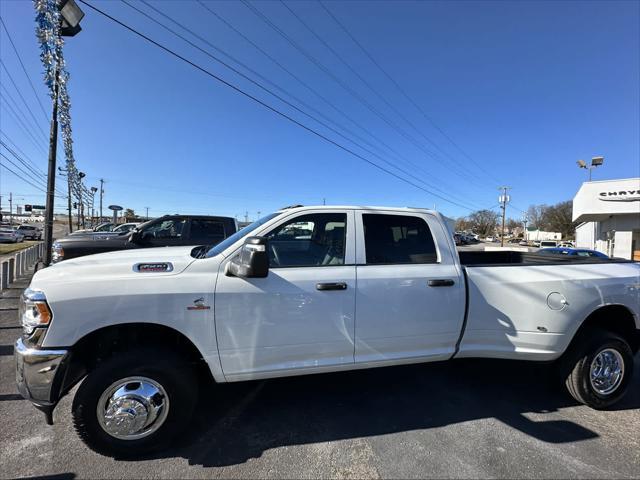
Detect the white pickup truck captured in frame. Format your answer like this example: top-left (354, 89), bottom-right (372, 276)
top-left (15, 205), bottom-right (640, 457)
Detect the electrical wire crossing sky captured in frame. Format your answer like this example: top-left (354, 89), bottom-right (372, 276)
top-left (0, 0), bottom-right (638, 220)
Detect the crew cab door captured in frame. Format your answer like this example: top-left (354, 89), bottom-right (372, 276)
top-left (215, 210), bottom-right (356, 379)
top-left (354, 211), bottom-right (465, 363)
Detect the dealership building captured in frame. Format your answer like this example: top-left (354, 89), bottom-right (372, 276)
top-left (572, 177), bottom-right (640, 260)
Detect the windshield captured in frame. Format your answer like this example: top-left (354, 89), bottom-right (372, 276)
top-left (205, 212), bottom-right (280, 258)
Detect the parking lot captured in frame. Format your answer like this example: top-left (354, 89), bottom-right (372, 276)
top-left (1, 268), bottom-right (638, 479)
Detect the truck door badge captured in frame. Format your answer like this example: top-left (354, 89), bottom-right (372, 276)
top-left (187, 297), bottom-right (210, 310)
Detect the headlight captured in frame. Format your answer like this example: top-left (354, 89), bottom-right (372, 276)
top-left (52, 242), bottom-right (64, 263)
top-left (20, 288), bottom-right (52, 335)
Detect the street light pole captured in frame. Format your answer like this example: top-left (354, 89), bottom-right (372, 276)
top-left (577, 156), bottom-right (604, 182)
top-left (99, 178), bottom-right (104, 221)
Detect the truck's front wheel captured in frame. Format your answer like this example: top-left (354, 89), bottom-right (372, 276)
top-left (563, 330), bottom-right (634, 409)
top-left (72, 349), bottom-right (197, 457)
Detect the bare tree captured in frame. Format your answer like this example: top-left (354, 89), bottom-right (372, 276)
top-left (468, 209), bottom-right (499, 237)
top-left (542, 201), bottom-right (576, 238)
top-left (526, 204), bottom-right (549, 230)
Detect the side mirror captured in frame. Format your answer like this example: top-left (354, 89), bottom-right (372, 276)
top-left (130, 230), bottom-right (142, 244)
top-left (227, 236), bottom-right (269, 278)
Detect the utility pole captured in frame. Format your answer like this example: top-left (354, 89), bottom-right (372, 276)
top-left (9, 192), bottom-right (13, 225)
top-left (145, 207), bottom-right (149, 220)
top-left (498, 186), bottom-right (511, 247)
top-left (99, 178), bottom-right (104, 221)
top-left (244, 211), bottom-right (248, 223)
top-left (42, 0), bottom-right (84, 265)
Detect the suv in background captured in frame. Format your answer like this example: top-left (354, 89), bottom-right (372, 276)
top-left (539, 240), bottom-right (558, 248)
top-left (17, 225), bottom-right (42, 240)
top-left (52, 215), bottom-right (237, 263)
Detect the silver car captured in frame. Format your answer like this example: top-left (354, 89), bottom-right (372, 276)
top-left (0, 228), bottom-right (25, 243)
top-left (16, 225), bottom-right (42, 240)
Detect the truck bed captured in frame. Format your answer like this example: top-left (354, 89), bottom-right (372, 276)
top-left (458, 250), bottom-right (631, 266)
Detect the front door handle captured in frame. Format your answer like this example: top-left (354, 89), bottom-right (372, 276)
top-left (316, 282), bottom-right (347, 291)
top-left (428, 279), bottom-right (455, 287)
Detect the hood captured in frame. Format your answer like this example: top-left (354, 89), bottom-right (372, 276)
top-left (31, 246), bottom-right (198, 287)
top-left (56, 232), bottom-right (131, 245)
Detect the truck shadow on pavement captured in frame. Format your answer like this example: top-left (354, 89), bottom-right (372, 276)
top-left (143, 356), bottom-right (639, 467)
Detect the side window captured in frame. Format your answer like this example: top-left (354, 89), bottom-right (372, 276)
top-left (142, 219), bottom-right (186, 240)
top-left (363, 214), bottom-right (437, 265)
top-left (190, 219), bottom-right (225, 244)
top-left (265, 213), bottom-right (347, 267)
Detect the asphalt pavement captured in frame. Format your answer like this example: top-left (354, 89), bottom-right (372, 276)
top-left (1, 267), bottom-right (638, 479)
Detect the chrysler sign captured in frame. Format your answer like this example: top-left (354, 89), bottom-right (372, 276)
top-left (598, 190), bottom-right (640, 202)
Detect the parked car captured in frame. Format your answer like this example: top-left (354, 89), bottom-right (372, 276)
top-left (0, 227), bottom-right (24, 243)
top-left (539, 240), bottom-right (558, 248)
top-left (453, 233), bottom-right (463, 246)
top-left (70, 222), bottom-right (141, 238)
top-left (51, 215), bottom-right (237, 263)
top-left (16, 225), bottom-right (42, 240)
top-left (69, 222), bottom-right (116, 236)
top-left (111, 222), bottom-right (140, 234)
top-left (485, 236), bottom-right (494, 242)
top-left (558, 242), bottom-right (575, 248)
top-left (539, 247), bottom-right (609, 258)
top-left (15, 205), bottom-right (639, 456)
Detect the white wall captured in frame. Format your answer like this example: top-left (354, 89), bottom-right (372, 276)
top-left (574, 215), bottom-right (639, 259)
top-left (613, 231), bottom-right (633, 259)
top-left (525, 230), bottom-right (562, 241)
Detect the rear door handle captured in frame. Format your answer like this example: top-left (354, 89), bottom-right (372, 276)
top-left (316, 282), bottom-right (347, 291)
top-left (428, 279), bottom-right (455, 287)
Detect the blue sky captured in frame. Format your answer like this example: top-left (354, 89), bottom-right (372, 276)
top-left (1, 0), bottom-right (638, 221)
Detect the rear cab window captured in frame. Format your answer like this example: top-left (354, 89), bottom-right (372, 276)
top-left (190, 219), bottom-right (226, 245)
top-left (361, 213), bottom-right (438, 265)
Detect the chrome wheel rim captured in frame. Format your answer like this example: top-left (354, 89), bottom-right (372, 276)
top-left (590, 348), bottom-right (624, 395)
top-left (96, 376), bottom-right (170, 440)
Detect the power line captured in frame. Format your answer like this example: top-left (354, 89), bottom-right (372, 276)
top-left (242, 0), bottom-right (486, 190)
top-left (0, 90), bottom-right (48, 154)
top-left (280, 0), bottom-right (485, 188)
top-left (195, 0), bottom-right (453, 190)
top-left (0, 152), bottom-right (47, 192)
top-left (319, 1), bottom-right (501, 185)
top-left (0, 134), bottom-right (67, 198)
top-left (0, 16), bottom-right (50, 123)
top-left (0, 140), bottom-right (47, 182)
top-left (0, 129), bottom-right (47, 177)
top-left (0, 84), bottom-right (46, 148)
top-left (77, 0), bottom-right (478, 212)
top-left (125, 0), bottom-right (477, 210)
top-left (0, 59), bottom-right (47, 137)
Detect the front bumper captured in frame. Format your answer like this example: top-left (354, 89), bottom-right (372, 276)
top-left (15, 338), bottom-right (69, 424)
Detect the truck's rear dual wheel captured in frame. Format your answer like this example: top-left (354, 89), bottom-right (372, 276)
top-left (562, 330), bottom-right (634, 409)
top-left (72, 349), bottom-right (197, 457)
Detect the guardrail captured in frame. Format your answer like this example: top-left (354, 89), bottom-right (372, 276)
top-left (0, 242), bottom-right (44, 290)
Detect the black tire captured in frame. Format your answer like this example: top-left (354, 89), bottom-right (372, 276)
top-left (72, 348), bottom-right (198, 457)
top-left (561, 329), bottom-right (634, 409)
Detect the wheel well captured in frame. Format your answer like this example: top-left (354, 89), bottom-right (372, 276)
top-left (61, 323), bottom-right (213, 397)
top-left (576, 305), bottom-right (639, 353)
